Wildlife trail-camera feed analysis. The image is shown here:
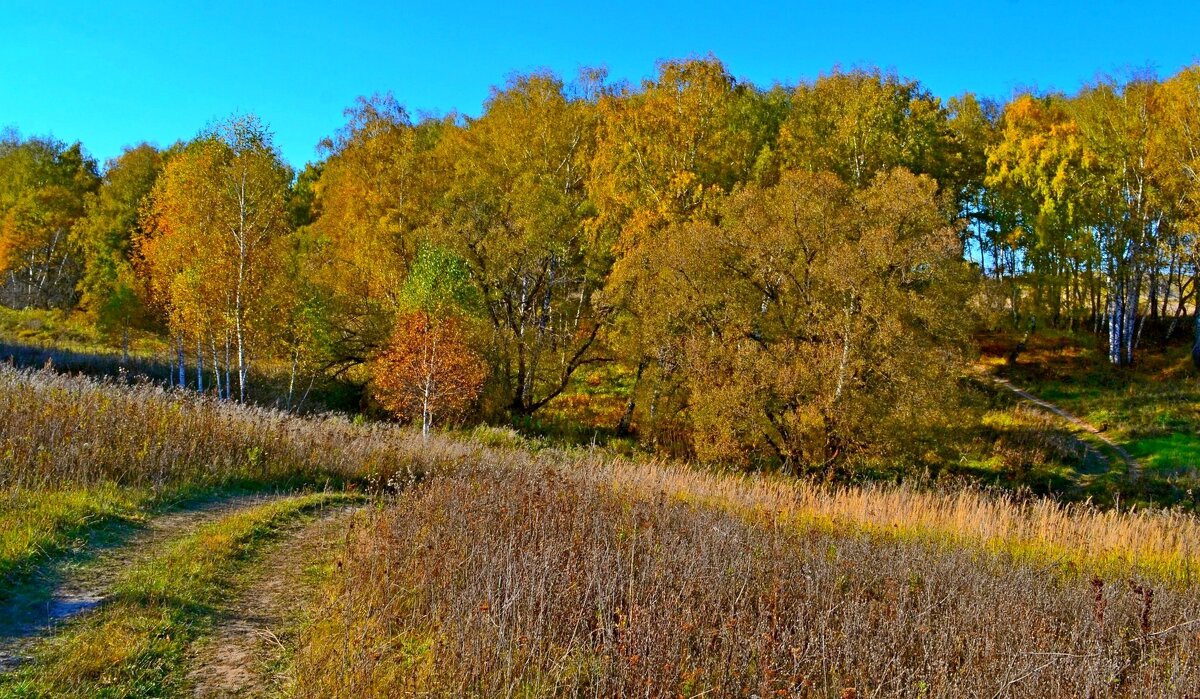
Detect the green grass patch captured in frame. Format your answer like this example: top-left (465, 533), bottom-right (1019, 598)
top-left (0, 486), bottom-right (153, 587)
top-left (1126, 432), bottom-right (1200, 477)
top-left (0, 491), bottom-right (355, 698)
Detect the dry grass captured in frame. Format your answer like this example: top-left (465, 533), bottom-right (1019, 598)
top-left (295, 463), bottom-right (1200, 697)
top-left (3, 365), bottom-right (1200, 695)
top-left (0, 366), bottom-right (475, 490)
top-left (0, 366), bottom-right (484, 586)
top-left (2, 364), bottom-right (1196, 584)
top-left (605, 459), bottom-right (1200, 585)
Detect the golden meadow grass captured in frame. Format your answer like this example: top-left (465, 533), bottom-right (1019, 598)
top-left (294, 464), bottom-right (1200, 697)
top-left (2, 366), bottom-right (1199, 695)
top-left (601, 460), bottom-right (1200, 585)
top-left (1, 364), bottom-right (1196, 585)
top-left (0, 365), bottom-right (475, 490)
top-left (0, 365), bottom-right (480, 591)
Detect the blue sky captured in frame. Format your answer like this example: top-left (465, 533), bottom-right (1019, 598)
top-left (3, 1), bottom-right (1198, 169)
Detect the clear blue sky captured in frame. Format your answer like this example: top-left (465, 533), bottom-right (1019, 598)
top-left (3, 0), bottom-right (1198, 169)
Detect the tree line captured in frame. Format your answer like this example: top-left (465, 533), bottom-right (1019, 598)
top-left (2, 57), bottom-right (1199, 468)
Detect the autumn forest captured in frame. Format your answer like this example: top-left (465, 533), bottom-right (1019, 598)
top-left (2, 58), bottom-right (1200, 471)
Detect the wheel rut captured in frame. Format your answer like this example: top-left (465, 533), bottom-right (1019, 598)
top-left (186, 503), bottom-right (359, 698)
top-left (0, 493), bottom-right (288, 672)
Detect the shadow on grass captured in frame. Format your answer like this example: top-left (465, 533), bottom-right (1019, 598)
top-left (0, 478), bottom-right (357, 672)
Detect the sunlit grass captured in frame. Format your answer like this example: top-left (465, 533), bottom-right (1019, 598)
top-left (294, 462), bottom-right (1200, 697)
top-left (0, 485), bottom-right (152, 585)
top-left (1127, 432), bottom-right (1200, 477)
top-left (0, 306), bottom-right (162, 358)
top-left (604, 459), bottom-right (1200, 585)
top-left (0, 492), bottom-right (353, 698)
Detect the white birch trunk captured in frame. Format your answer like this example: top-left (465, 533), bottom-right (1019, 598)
top-left (177, 338), bottom-right (186, 388)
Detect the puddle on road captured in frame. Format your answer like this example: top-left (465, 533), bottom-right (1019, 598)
top-left (0, 588), bottom-right (108, 671)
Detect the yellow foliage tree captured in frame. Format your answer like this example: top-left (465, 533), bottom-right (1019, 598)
top-left (640, 169), bottom-right (973, 468)
top-left (140, 116), bottom-right (291, 400)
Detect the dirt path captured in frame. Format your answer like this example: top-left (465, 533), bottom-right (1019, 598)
top-left (186, 503), bottom-right (359, 698)
top-left (0, 493), bottom-right (286, 672)
top-left (990, 376), bottom-right (1143, 480)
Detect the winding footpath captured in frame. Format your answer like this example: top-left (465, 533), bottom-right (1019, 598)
top-left (989, 376), bottom-right (1142, 481)
top-left (0, 491), bottom-right (359, 697)
top-left (186, 505), bottom-right (360, 698)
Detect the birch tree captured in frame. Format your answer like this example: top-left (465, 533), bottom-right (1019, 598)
top-left (0, 132), bottom-right (99, 308)
top-left (1072, 78), bottom-right (1166, 366)
top-left (370, 246), bottom-right (485, 434)
top-left (141, 116), bottom-right (290, 399)
top-left (372, 311), bottom-right (486, 435)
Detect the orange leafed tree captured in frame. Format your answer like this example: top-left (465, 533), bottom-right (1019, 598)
top-left (372, 311), bottom-right (486, 435)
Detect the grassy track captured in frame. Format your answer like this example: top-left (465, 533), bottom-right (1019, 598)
top-left (0, 486), bottom-right (153, 585)
top-left (0, 480), bottom-right (339, 599)
top-left (0, 491), bottom-right (354, 698)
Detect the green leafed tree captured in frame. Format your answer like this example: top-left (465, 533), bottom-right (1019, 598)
top-left (0, 131), bottom-right (99, 308)
top-left (74, 143), bottom-right (164, 360)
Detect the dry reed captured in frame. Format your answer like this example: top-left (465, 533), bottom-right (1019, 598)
top-left (295, 463), bottom-right (1200, 697)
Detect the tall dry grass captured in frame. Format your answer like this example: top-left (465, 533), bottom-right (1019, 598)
top-left (295, 463), bottom-right (1200, 697)
top-left (2, 365), bottom-right (1190, 583)
top-left (0, 366), bottom-right (474, 490)
top-left (602, 460), bottom-right (1200, 584)
top-left (1, 364), bottom-right (1197, 582)
top-left (3, 363), bottom-right (1200, 694)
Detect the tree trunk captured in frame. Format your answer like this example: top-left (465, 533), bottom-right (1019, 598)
top-left (287, 346), bottom-right (299, 409)
top-left (1192, 310), bottom-right (1200, 371)
top-left (211, 335), bottom-right (223, 400)
top-left (616, 359), bottom-right (647, 436)
top-left (235, 261), bottom-right (247, 402)
top-left (177, 338), bottom-right (186, 388)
